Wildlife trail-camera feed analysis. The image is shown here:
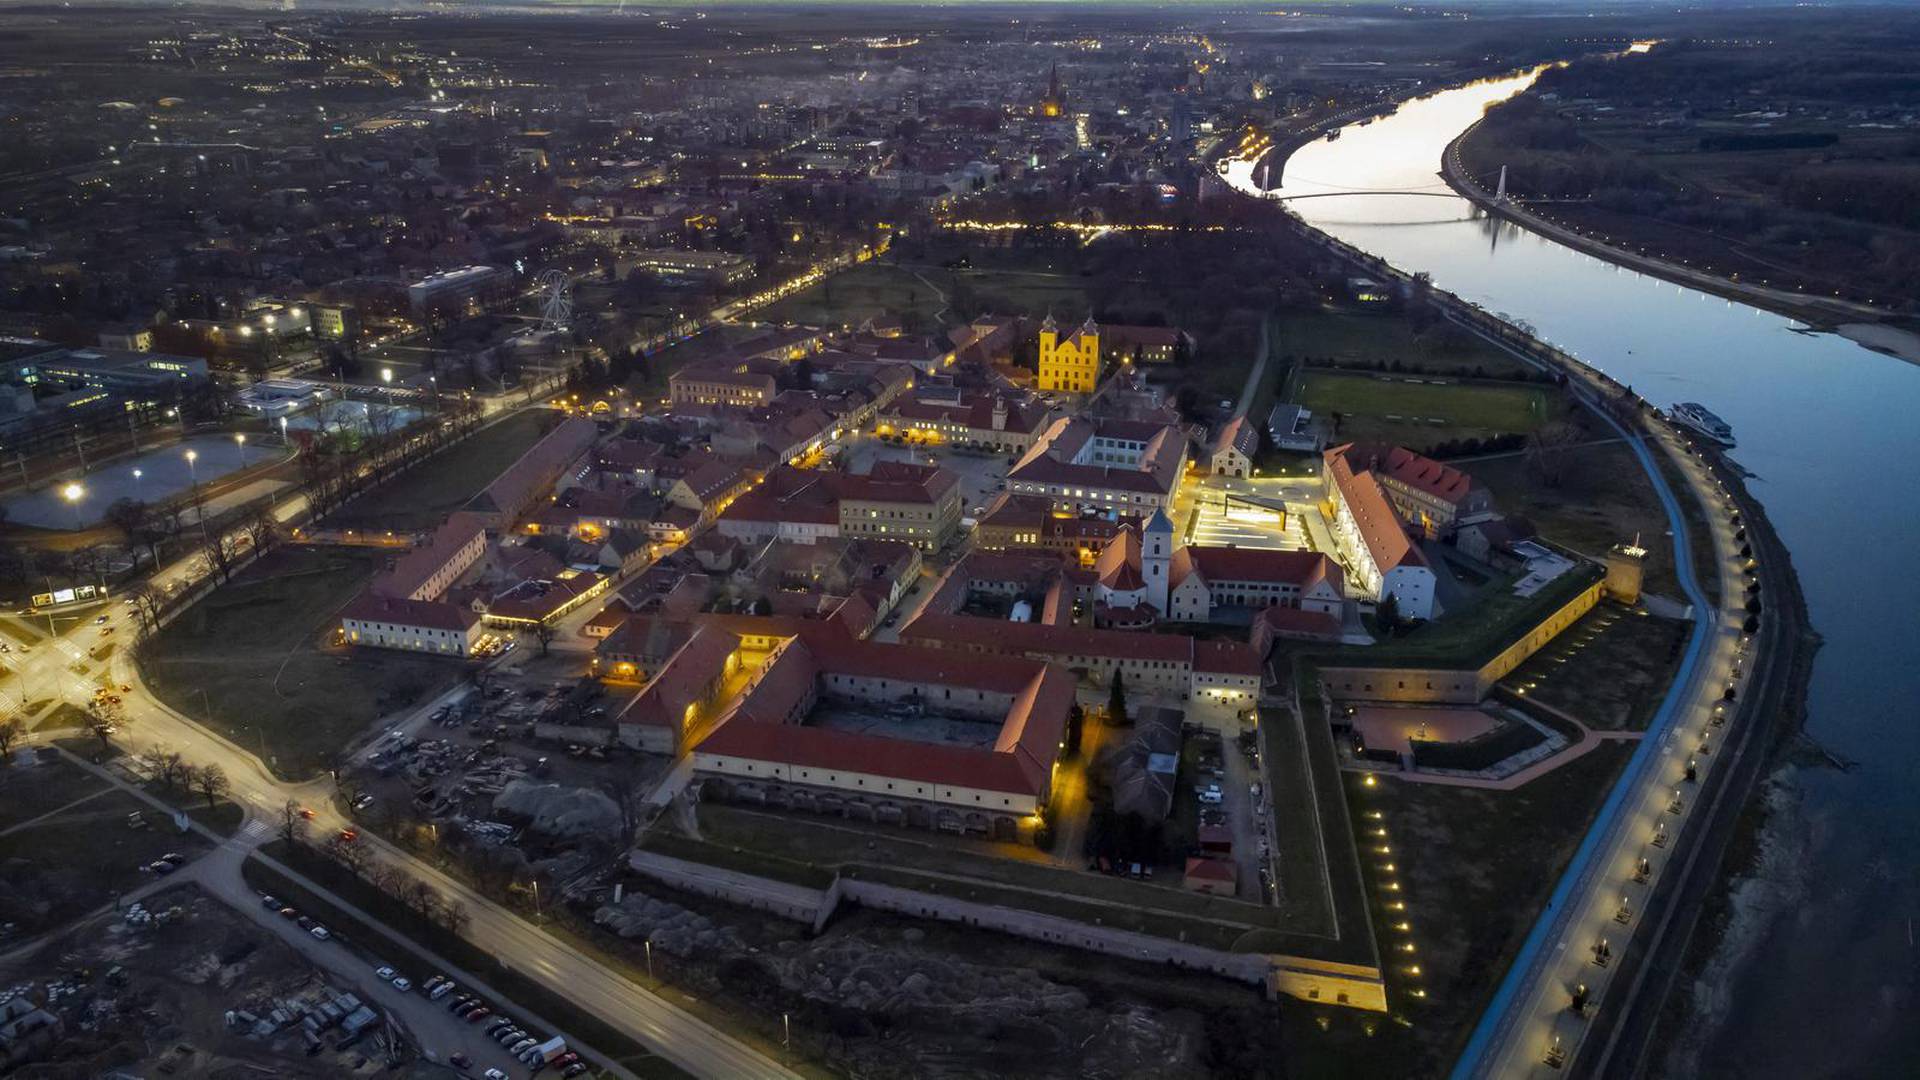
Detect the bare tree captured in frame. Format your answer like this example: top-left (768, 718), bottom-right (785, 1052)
top-left (279, 798), bottom-right (307, 846)
top-left (0, 716), bottom-right (22, 763)
top-left (242, 504), bottom-right (279, 556)
top-left (122, 580), bottom-right (164, 636)
top-left (600, 772), bottom-right (647, 851)
top-left (442, 900), bottom-right (471, 936)
top-left (197, 530), bottom-right (242, 584)
top-left (156, 748), bottom-right (189, 791)
top-left (85, 698), bottom-right (126, 753)
top-left (405, 879), bottom-right (441, 923)
top-left (191, 762), bottom-right (229, 809)
top-left (529, 621), bottom-right (557, 657)
top-left (370, 862), bottom-right (406, 898)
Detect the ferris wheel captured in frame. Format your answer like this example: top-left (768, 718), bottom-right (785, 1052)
top-left (537, 270), bottom-right (573, 333)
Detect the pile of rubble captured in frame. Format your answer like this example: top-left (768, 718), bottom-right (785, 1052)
top-left (494, 781), bottom-right (619, 841)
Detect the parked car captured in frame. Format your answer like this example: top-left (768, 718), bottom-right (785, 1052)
top-left (309, 926), bottom-right (331, 941)
top-left (392, 977), bottom-right (412, 993)
top-left (375, 966), bottom-right (397, 981)
top-left (561, 1063), bottom-right (589, 1077)
top-left (449, 1052), bottom-right (472, 1071)
top-left (484, 1070), bottom-right (509, 1080)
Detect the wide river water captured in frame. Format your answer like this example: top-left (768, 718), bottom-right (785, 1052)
top-left (1226, 72), bottom-right (1920, 1076)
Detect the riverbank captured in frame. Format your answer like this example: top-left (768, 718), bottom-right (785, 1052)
top-left (1439, 121), bottom-right (1920, 360)
top-left (1253, 157), bottom-right (1823, 1079)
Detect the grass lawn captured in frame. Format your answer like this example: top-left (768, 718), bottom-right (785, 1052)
top-left (1333, 740), bottom-right (1635, 1078)
top-left (686, 803), bottom-right (1312, 951)
top-left (1469, 442), bottom-right (1682, 597)
top-left (0, 788), bottom-right (212, 934)
top-left (245, 844), bottom-right (692, 1080)
top-left (1506, 604), bottom-right (1689, 730)
top-left (143, 545), bottom-right (465, 780)
top-left (33, 701), bottom-right (90, 732)
top-left (1275, 310), bottom-right (1536, 379)
top-left (328, 409), bottom-right (561, 532)
top-left (0, 757), bottom-right (106, 829)
top-left (1298, 370), bottom-right (1559, 450)
top-left (1328, 563), bottom-right (1603, 671)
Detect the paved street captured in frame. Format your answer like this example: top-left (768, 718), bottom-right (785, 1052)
top-left (0, 406), bottom-right (800, 1080)
top-left (1453, 354), bottom-right (1749, 1079)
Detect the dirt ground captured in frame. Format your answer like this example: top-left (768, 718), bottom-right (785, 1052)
top-left (0, 882), bottom-right (446, 1079)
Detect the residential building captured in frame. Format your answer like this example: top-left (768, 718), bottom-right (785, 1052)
top-left (835, 460), bottom-right (962, 552)
top-left (1007, 416), bottom-right (1186, 513)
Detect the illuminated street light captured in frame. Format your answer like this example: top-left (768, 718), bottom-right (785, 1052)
top-left (61, 482), bottom-right (85, 531)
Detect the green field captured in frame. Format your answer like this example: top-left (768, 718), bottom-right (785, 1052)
top-left (1296, 370), bottom-right (1556, 449)
top-left (1276, 310), bottom-right (1537, 378)
top-left (144, 546), bottom-right (463, 780)
top-left (329, 409), bottom-right (560, 532)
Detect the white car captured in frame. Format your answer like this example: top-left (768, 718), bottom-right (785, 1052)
top-left (375, 965), bottom-right (397, 981)
top-left (485, 1070), bottom-right (509, 1080)
top-left (391, 977), bottom-right (412, 993)
top-left (309, 926), bottom-right (331, 941)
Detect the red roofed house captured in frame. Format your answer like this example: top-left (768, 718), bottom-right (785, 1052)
top-left (1184, 855), bottom-right (1238, 896)
top-left (1322, 445), bottom-right (1440, 619)
top-left (614, 623), bottom-right (743, 753)
top-left (691, 634), bottom-right (1074, 840)
top-left (341, 511), bottom-right (491, 656)
top-left (465, 417), bottom-right (598, 530)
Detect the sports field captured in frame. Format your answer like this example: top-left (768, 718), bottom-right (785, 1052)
top-left (1296, 370), bottom-right (1557, 448)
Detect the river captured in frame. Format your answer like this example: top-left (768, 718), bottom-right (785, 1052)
top-left (1225, 72), bottom-right (1920, 1077)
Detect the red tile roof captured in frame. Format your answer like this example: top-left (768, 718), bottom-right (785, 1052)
top-left (1325, 451), bottom-right (1426, 572)
top-left (342, 591), bottom-right (481, 633)
top-left (373, 511), bottom-right (487, 600)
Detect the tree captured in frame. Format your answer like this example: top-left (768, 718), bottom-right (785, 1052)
top-left (86, 698), bottom-right (125, 753)
top-left (103, 497), bottom-right (152, 551)
top-left (279, 798), bottom-right (307, 846)
top-left (1108, 669), bottom-right (1129, 726)
top-left (0, 716), bottom-right (22, 763)
top-left (243, 504), bottom-right (279, 556)
top-left (1064, 703), bottom-right (1085, 758)
top-left (155, 748), bottom-right (189, 791)
top-left (529, 621), bottom-right (557, 657)
top-left (191, 762), bottom-right (229, 809)
top-left (1376, 592), bottom-right (1401, 636)
top-left (600, 772), bottom-right (648, 850)
top-left (122, 580), bottom-right (165, 636)
top-left (442, 900), bottom-right (471, 936)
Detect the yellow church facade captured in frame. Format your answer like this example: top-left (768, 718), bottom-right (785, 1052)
top-left (1037, 316), bottom-right (1100, 394)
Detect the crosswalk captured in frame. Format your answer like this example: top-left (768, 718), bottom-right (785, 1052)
top-left (238, 819), bottom-right (273, 842)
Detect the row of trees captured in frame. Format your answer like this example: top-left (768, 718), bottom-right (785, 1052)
top-left (136, 745), bottom-right (231, 808)
top-left (296, 392), bottom-right (484, 523)
top-left (294, 799), bottom-right (472, 937)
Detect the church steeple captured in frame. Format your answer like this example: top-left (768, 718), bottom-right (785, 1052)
top-left (1041, 60), bottom-right (1065, 118)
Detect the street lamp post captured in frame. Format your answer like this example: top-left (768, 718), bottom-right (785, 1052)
top-left (61, 483), bottom-right (85, 532)
top-left (235, 432), bottom-right (247, 467)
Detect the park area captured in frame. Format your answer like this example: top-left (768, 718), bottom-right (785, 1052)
top-left (1295, 369), bottom-right (1559, 451)
top-left (1328, 739), bottom-right (1634, 1077)
top-left (1506, 605), bottom-right (1691, 730)
top-left (324, 409), bottom-right (558, 533)
top-left (142, 545), bottom-right (465, 780)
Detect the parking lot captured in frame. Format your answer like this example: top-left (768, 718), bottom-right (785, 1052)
top-left (1183, 725), bottom-right (1279, 904)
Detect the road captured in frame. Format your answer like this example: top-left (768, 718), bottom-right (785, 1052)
top-left (0, 489), bottom-right (800, 1079)
top-left (1448, 333), bottom-right (1749, 1078)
